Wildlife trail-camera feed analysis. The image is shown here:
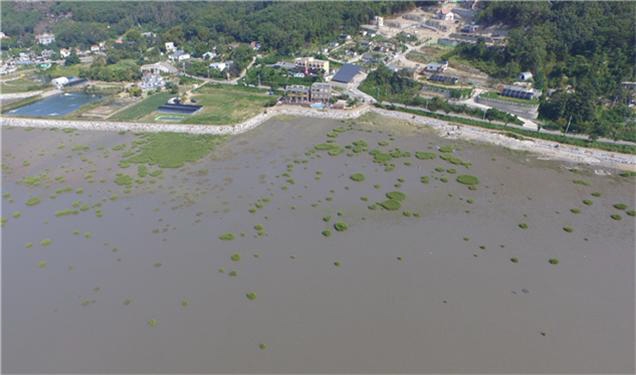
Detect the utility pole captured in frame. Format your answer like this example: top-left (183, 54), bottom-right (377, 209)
top-left (564, 114), bottom-right (573, 134)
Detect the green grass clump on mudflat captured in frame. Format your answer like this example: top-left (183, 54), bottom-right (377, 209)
top-left (613, 203), bottom-right (627, 210)
top-left (439, 145), bottom-right (454, 153)
top-left (350, 173), bottom-right (365, 182)
top-left (40, 239), bottom-right (52, 247)
top-left (626, 209), bottom-right (635, 217)
top-left (124, 133), bottom-right (227, 168)
top-left (333, 222), bottom-right (348, 232)
top-left (25, 196), bottom-right (41, 206)
top-left (322, 229), bottom-right (332, 237)
top-left (572, 179), bottom-right (590, 186)
top-left (415, 151), bottom-right (436, 160)
top-left (439, 153), bottom-right (471, 167)
top-left (456, 175), bottom-right (479, 185)
top-left (518, 223), bottom-right (528, 229)
top-left (379, 199), bottom-right (401, 211)
top-left (231, 253), bottom-right (241, 262)
top-left (114, 174), bottom-right (133, 186)
top-left (219, 232), bottom-right (235, 241)
top-left (570, 208), bottom-right (581, 214)
top-left (562, 226), bottom-right (574, 233)
top-left (548, 258), bottom-right (559, 265)
top-left (385, 191), bottom-right (406, 201)
top-left (582, 199), bottom-right (593, 206)
top-left (245, 292), bottom-right (256, 301)
top-left (610, 214), bottom-right (622, 221)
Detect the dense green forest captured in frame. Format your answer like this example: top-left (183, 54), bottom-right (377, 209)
top-left (2, 1), bottom-right (414, 53)
top-left (448, 1), bottom-right (635, 140)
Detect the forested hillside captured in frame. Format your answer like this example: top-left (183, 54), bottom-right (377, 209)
top-left (449, 1), bottom-right (635, 140)
top-left (2, 1), bottom-right (414, 53)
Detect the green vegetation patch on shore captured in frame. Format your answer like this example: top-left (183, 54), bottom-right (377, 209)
top-left (124, 133), bottom-right (227, 168)
top-left (110, 93), bottom-right (173, 121)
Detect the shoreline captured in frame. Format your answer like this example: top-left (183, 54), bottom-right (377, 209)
top-left (2, 105), bottom-right (635, 171)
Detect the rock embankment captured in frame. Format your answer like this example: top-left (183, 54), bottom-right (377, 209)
top-left (2, 105), bottom-right (635, 170)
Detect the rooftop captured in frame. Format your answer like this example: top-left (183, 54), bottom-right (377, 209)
top-left (331, 64), bottom-right (362, 84)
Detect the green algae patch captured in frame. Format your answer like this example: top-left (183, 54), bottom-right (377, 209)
top-left (379, 199), bottom-right (401, 211)
top-left (322, 229), bottom-right (332, 237)
top-left (572, 179), bottom-right (590, 186)
top-left (549, 258), bottom-right (559, 265)
top-left (350, 173), bottom-right (365, 182)
top-left (314, 143), bottom-right (343, 156)
top-left (40, 239), bottom-right (52, 247)
top-left (37, 260), bottom-right (47, 269)
top-left (124, 133), bottom-right (227, 168)
top-left (563, 226), bottom-right (574, 233)
top-left (114, 174), bottom-right (133, 187)
top-left (147, 319), bottom-right (158, 328)
top-left (246, 292), bottom-right (256, 301)
top-left (613, 203), bottom-right (627, 210)
top-left (582, 199), bottom-right (593, 206)
top-left (610, 214), bottom-right (622, 221)
top-left (415, 151), bottom-right (436, 160)
top-left (25, 196), bottom-right (41, 206)
top-left (385, 191), bottom-right (406, 201)
top-left (333, 222), bottom-right (349, 232)
top-left (456, 175), bottom-right (479, 185)
top-left (439, 153), bottom-right (471, 167)
top-left (219, 233), bottom-right (235, 241)
top-left (518, 223), bottom-right (528, 229)
top-left (231, 253), bottom-right (241, 262)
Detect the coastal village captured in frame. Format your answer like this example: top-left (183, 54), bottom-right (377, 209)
top-left (2, 2), bottom-right (561, 129)
top-left (0, 1), bottom-right (634, 154)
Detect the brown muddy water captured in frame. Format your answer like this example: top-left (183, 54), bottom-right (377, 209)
top-left (2, 114), bottom-right (635, 373)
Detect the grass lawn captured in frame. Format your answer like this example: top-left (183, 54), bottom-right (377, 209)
top-left (0, 77), bottom-right (46, 94)
top-left (182, 84), bottom-right (274, 125)
top-left (48, 64), bottom-right (87, 78)
top-left (109, 92), bottom-right (173, 121)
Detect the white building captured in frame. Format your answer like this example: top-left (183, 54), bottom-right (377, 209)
top-left (437, 8), bottom-right (455, 21)
top-left (519, 72), bottom-right (533, 81)
top-left (140, 61), bottom-right (178, 75)
top-left (202, 51), bottom-right (217, 60)
top-left (209, 62), bottom-right (227, 71)
top-left (51, 76), bottom-right (69, 89)
top-left (35, 33), bottom-right (55, 45)
top-left (0, 32), bottom-right (7, 39)
top-left (374, 16), bottom-right (384, 28)
top-left (90, 45), bottom-right (100, 53)
top-left (59, 48), bottom-right (71, 58)
top-left (165, 42), bottom-right (176, 53)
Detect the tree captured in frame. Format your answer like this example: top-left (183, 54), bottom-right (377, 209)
top-left (65, 51), bottom-right (80, 66)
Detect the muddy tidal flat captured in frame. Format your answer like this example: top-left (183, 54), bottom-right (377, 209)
top-left (2, 114), bottom-right (634, 373)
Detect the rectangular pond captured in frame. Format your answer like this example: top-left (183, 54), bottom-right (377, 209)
top-left (7, 92), bottom-right (101, 117)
